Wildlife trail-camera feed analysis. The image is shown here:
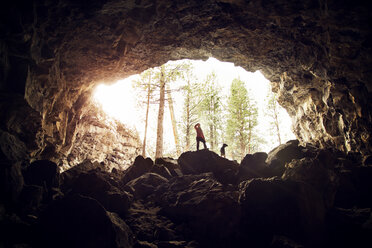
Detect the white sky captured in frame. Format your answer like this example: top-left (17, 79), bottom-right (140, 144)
top-left (93, 57), bottom-right (295, 155)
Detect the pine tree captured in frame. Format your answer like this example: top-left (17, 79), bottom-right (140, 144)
top-left (197, 72), bottom-right (223, 152)
top-left (133, 68), bottom-right (157, 157)
top-left (180, 65), bottom-right (200, 152)
top-left (266, 89), bottom-right (282, 146)
top-left (226, 78), bottom-right (258, 160)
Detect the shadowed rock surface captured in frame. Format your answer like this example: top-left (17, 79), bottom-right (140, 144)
top-left (2, 146), bottom-right (372, 247)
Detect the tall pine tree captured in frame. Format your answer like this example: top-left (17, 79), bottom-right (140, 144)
top-left (226, 78), bottom-right (258, 160)
top-left (197, 72), bottom-right (223, 152)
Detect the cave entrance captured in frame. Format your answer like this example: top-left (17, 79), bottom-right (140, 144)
top-left (93, 58), bottom-right (295, 160)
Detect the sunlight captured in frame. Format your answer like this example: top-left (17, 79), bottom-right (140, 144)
top-left (93, 75), bottom-right (140, 128)
top-left (93, 58), bottom-right (296, 156)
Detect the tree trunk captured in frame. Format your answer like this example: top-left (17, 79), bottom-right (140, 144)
top-left (209, 124), bottom-right (214, 150)
top-left (240, 127), bottom-right (245, 159)
top-left (155, 66), bottom-right (165, 158)
top-left (274, 106), bottom-right (282, 145)
top-left (185, 86), bottom-right (191, 151)
top-left (167, 84), bottom-right (180, 156)
top-left (142, 74), bottom-right (151, 157)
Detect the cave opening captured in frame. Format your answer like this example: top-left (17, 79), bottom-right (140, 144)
top-left (92, 57), bottom-right (295, 161)
top-left (1, 0), bottom-right (372, 247)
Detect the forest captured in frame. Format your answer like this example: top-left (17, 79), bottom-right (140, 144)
top-left (131, 60), bottom-right (294, 161)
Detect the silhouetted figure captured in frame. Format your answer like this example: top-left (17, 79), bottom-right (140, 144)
top-left (220, 143), bottom-right (228, 158)
top-left (194, 123), bottom-right (207, 150)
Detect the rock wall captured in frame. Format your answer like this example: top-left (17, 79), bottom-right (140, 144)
top-left (64, 102), bottom-right (142, 171)
top-left (1, 0), bottom-right (371, 164)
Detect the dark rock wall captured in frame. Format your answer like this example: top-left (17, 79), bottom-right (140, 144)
top-left (1, 0), bottom-right (371, 164)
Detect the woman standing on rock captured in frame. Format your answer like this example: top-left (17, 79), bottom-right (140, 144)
top-left (194, 123), bottom-right (207, 151)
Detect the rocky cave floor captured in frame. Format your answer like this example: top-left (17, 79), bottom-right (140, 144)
top-left (1, 140), bottom-right (372, 248)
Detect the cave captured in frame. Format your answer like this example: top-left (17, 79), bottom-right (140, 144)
top-left (1, 0), bottom-right (372, 247)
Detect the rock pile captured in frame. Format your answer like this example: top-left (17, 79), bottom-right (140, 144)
top-left (1, 140), bottom-right (372, 247)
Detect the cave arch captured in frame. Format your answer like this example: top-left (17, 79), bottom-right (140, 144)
top-left (1, 0), bottom-right (371, 165)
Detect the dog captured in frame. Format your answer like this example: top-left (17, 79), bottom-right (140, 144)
top-left (220, 144), bottom-right (228, 158)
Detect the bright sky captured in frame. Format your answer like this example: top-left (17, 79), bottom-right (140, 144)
top-left (93, 57), bottom-right (295, 155)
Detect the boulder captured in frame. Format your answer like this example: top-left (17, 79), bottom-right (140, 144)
top-left (126, 201), bottom-right (180, 244)
top-left (72, 171), bottom-right (132, 217)
top-left (155, 158), bottom-right (183, 177)
top-left (126, 173), bottom-right (169, 200)
top-left (151, 164), bottom-right (173, 179)
top-left (334, 166), bottom-right (372, 208)
top-left (266, 140), bottom-right (305, 176)
top-left (178, 150), bottom-right (238, 185)
top-left (237, 152), bottom-right (270, 182)
top-left (239, 178), bottom-right (326, 247)
top-left (325, 207), bottom-right (372, 248)
top-left (0, 212), bottom-right (33, 247)
top-left (0, 159), bottom-right (24, 206)
top-left (363, 155), bottom-right (372, 166)
top-left (282, 154), bottom-right (339, 209)
top-left (37, 194), bottom-right (135, 248)
top-left (122, 156), bottom-right (154, 184)
top-left (18, 184), bottom-right (43, 215)
top-left (23, 160), bottom-right (59, 189)
top-left (157, 173), bottom-right (241, 247)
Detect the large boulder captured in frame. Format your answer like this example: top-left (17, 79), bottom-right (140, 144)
top-left (37, 194), bottom-right (135, 248)
top-left (325, 207), bottom-right (372, 248)
top-left (23, 160), bottom-right (60, 189)
top-left (239, 178), bottom-right (326, 247)
top-left (0, 158), bottom-right (24, 207)
top-left (237, 152), bottom-right (270, 182)
top-left (155, 158), bottom-right (183, 177)
top-left (126, 201), bottom-right (181, 244)
top-left (178, 150), bottom-right (238, 185)
top-left (282, 150), bottom-right (340, 209)
top-left (266, 140), bottom-right (305, 176)
top-left (156, 173), bottom-right (241, 247)
top-left (150, 164), bottom-right (173, 179)
top-left (71, 171), bottom-right (132, 217)
top-left (334, 166), bottom-right (372, 208)
top-left (122, 156), bottom-right (154, 184)
top-left (126, 173), bottom-right (169, 200)
top-left (60, 159), bottom-right (102, 191)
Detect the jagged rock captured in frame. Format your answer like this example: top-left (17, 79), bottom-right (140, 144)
top-left (363, 155), bottom-right (372, 166)
top-left (0, 213), bottom-right (33, 247)
top-left (157, 173), bottom-right (241, 247)
top-left (334, 166), bottom-right (372, 208)
top-left (18, 185), bottom-right (43, 215)
top-left (267, 140), bottom-right (304, 163)
top-left (134, 240), bottom-right (159, 248)
top-left (325, 207), bottom-right (372, 248)
top-left (0, 158), bottom-right (24, 206)
top-left (66, 111), bottom-right (142, 171)
top-left (178, 150), bottom-right (238, 185)
top-left (270, 235), bottom-right (305, 248)
top-left (151, 164), bottom-right (173, 179)
top-left (238, 152), bottom-right (270, 182)
top-left (23, 160), bottom-right (60, 189)
top-left (0, 94), bottom-right (42, 162)
top-left (71, 171), bottom-right (132, 217)
top-left (282, 150), bottom-right (340, 209)
top-left (37, 194), bottom-right (135, 248)
top-left (155, 158), bottom-right (183, 177)
top-left (239, 178), bottom-right (326, 247)
top-left (122, 156), bottom-right (154, 184)
top-left (127, 201), bottom-right (181, 244)
top-left (60, 159), bottom-right (102, 191)
top-left (126, 173), bottom-right (169, 200)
